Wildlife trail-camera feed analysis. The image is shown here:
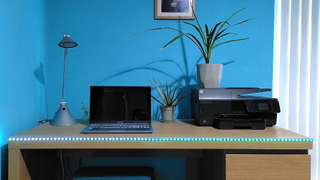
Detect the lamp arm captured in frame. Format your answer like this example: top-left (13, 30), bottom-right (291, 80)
top-left (62, 48), bottom-right (68, 102)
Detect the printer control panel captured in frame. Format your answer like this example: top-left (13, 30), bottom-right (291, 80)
top-left (245, 100), bottom-right (280, 113)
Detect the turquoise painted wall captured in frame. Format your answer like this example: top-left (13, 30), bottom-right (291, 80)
top-left (0, 0), bottom-right (49, 179)
top-left (0, 0), bottom-right (274, 179)
top-left (47, 0), bottom-right (274, 120)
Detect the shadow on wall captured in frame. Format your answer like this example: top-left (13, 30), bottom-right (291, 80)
top-left (94, 59), bottom-right (198, 119)
top-left (1, 144), bottom-right (8, 180)
top-left (34, 62), bottom-right (49, 120)
top-left (94, 21), bottom-right (235, 119)
top-left (95, 31), bottom-right (202, 119)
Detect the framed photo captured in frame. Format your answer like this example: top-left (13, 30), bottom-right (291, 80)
top-left (155, 0), bottom-right (196, 20)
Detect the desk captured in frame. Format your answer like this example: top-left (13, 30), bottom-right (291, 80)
top-left (8, 119), bottom-right (312, 180)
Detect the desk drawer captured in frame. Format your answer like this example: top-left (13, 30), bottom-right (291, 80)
top-left (226, 154), bottom-right (310, 180)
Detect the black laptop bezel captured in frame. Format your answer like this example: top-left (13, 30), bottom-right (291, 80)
top-left (89, 86), bottom-right (152, 124)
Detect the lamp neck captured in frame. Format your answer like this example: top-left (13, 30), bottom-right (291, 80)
top-left (62, 48), bottom-right (68, 101)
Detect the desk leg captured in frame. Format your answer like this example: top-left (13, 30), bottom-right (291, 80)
top-left (200, 150), bottom-right (225, 180)
top-left (187, 157), bottom-right (200, 180)
top-left (9, 149), bottom-right (31, 180)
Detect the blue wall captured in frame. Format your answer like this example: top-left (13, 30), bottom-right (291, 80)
top-left (47, 0), bottom-right (274, 120)
top-left (0, 0), bottom-right (274, 179)
top-left (0, 0), bottom-right (49, 179)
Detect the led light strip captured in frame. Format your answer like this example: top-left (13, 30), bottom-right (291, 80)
top-left (8, 137), bottom-right (313, 142)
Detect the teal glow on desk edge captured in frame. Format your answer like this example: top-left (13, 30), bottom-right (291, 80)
top-left (8, 137), bottom-right (313, 142)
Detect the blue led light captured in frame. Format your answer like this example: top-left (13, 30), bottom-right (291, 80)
top-left (7, 136), bottom-right (313, 142)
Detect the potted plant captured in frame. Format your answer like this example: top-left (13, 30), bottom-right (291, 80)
top-left (149, 78), bottom-right (190, 123)
top-left (78, 102), bottom-right (89, 125)
top-left (141, 7), bottom-right (252, 88)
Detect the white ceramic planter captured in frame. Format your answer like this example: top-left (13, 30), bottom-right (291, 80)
top-left (160, 106), bottom-right (175, 123)
top-left (197, 64), bottom-right (223, 88)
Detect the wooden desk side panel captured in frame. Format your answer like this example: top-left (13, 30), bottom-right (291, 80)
top-left (9, 149), bottom-right (31, 180)
top-left (8, 140), bottom-right (313, 150)
top-left (226, 154), bottom-right (311, 180)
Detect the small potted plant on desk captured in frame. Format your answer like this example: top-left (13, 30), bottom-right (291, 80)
top-left (139, 7), bottom-right (252, 88)
top-left (149, 78), bottom-right (190, 123)
top-left (78, 102), bottom-right (89, 125)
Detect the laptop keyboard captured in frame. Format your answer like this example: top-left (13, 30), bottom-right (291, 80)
top-left (89, 123), bottom-right (150, 130)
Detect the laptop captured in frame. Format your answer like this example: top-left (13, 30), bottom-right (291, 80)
top-left (81, 86), bottom-right (153, 134)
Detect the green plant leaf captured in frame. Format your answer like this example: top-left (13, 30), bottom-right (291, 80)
top-left (148, 78), bottom-right (190, 107)
top-left (151, 95), bottom-right (165, 106)
top-left (191, 6), bottom-right (205, 41)
top-left (183, 21), bottom-right (206, 44)
top-left (213, 37), bottom-right (249, 49)
top-left (133, 6), bottom-right (252, 64)
top-left (217, 7), bottom-right (247, 33)
top-left (160, 34), bottom-right (185, 50)
top-left (185, 33), bottom-right (206, 57)
top-left (172, 91), bottom-right (191, 106)
top-left (205, 24), bottom-right (210, 37)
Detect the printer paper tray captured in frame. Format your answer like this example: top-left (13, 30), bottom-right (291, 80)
top-left (213, 118), bottom-right (266, 130)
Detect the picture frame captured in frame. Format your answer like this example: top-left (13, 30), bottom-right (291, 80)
top-left (155, 0), bottom-right (196, 20)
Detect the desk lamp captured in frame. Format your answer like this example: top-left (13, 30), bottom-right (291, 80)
top-left (50, 34), bottom-right (78, 126)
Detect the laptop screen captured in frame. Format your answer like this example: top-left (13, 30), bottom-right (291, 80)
top-left (89, 86), bottom-right (151, 123)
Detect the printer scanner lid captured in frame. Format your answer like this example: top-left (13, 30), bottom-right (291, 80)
top-left (194, 87), bottom-right (272, 100)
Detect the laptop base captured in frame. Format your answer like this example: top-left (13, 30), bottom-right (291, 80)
top-left (81, 124), bottom-right (153, 134)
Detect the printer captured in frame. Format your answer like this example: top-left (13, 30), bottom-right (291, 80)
top-left (191, 87), bottom-right (280, 130)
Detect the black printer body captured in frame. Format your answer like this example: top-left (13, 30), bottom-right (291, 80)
top-left (191, 88), bottom-right (281, 130)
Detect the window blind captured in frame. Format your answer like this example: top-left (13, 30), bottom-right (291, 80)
top-left (273, 0), bottom-right (320, 179)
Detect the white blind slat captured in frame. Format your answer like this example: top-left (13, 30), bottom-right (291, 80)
top-left (273, 0), bottom-right (320, 179)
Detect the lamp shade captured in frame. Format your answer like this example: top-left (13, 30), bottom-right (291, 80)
top-left (58, 34), bottom-right (78, 48)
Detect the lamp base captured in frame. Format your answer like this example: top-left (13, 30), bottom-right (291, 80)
top-left (50, 101), bottom-right (77, 126)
